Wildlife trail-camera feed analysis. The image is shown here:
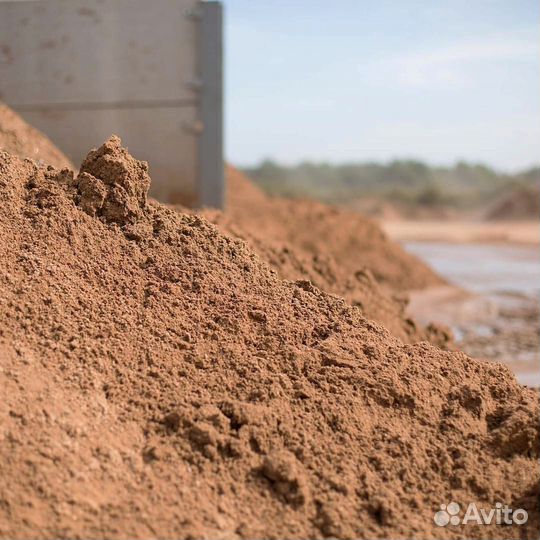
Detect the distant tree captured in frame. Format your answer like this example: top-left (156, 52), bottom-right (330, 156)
top-left (239, 159), bottom-right (540, 209)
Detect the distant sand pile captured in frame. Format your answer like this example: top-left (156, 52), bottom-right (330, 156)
top-left (486, 185), bottom-right (540, 221)
top-left (1, 138), bottom-right (538, 539)
top-left (225, 166), bottom-right (444, 291)
top-left (195, 167), bottom-right (450, 346)
top-left (0, 101), bottom-right (73, 170)
top-left (202, 204), bottom-right (450, 346)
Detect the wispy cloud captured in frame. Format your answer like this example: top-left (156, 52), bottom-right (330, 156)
top-left (387, 29), bottom-right (538, 88)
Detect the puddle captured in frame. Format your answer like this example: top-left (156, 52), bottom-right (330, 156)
top-left (405, 241), bottom-right (540, 387)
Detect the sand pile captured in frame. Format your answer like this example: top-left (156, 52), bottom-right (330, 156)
top-left (196, 167), bottom-right (450, 346)
top-left (225, 167), bottom-right (444, 291)
top-left (202, 207), bottom-right (450, 346)
top-left (0, 102), bottom-right (448, 344)
top-left (0, 138), bottom-right (538, 539)
top-left (485, 185), bottom-right (540, 221)
top-left (0, 101), bottom-right (74, 170)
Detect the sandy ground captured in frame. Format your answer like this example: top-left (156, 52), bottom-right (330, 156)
top-left (384, 220), bottom-right (539, 386)
top-left (381, 219), bottom-right (539, 244)
top-left (5, 139), bottom-right (539, 540)
top-left (408, 285), bottom-right (539, 386)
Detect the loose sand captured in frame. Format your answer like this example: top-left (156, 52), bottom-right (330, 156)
top-left (0, 103), bottom-right (445, 329)
top-left (0, 138), bottom-right (538, 539)
top-left (0, 101), bottom-right (74, 171)
top-left (191, 167), bottom-right (452, 347)
top-left (200, 204), bottom-right (451, 347)
top-left (225, 167), bottom-right (445, 292)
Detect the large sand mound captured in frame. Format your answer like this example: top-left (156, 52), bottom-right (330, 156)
top-left (0, 101), bottom-right (74, 170)
top-left (0, 101), bottom-right (447, 346)
top-left (225, 166), bottom-right (445, 292)
top-left (197, 166), bottom-right (450, 346)
top-left (201, 206), bottom-right (450, 346)
top-left (0, 138), bottom-right (537, 539)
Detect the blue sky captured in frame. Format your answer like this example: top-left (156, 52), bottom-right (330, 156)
top-left (224, 0), bottom-right (539, 171)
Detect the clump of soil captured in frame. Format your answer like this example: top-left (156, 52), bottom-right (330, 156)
top-left (225, 166), bottom-right (445, 291)
top-left (77, 135), bottom-right (150, 223)
top-left (0, 139), bottom-right (537, 539)
top-left (0, 101), bottom-right (74, 170)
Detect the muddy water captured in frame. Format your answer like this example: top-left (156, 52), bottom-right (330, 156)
top-left (405, 242), bottom-right (539, 386)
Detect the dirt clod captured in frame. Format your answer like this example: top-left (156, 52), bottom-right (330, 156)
top-left (77, 135), bottom-right (150, 225)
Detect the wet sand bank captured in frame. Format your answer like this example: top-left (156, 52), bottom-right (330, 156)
top-left (382, 220), bottom-right (539, 245)
top-left (404, 241), bottom-right (539, 386)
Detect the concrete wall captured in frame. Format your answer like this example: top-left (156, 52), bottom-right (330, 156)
top-left (0, 0), bottom-right (223, 207)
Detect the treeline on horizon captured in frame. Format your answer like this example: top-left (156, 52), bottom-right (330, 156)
top-left (241, 159), bottom-right (540, 208)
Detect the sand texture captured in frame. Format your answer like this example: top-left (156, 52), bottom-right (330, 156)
top-left (0, 139), bottom-right (538, 539)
